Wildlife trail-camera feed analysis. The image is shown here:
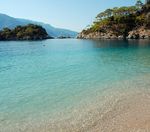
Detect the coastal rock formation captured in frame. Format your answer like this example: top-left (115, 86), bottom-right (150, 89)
top-left (77, 1), bottom-right (150, 40)
top-left (78, 31), bottom-right (121, 39)
top-left (78, 27), bottom-right (150, 40)
top-left (127, 27), bottom-right (150, 39)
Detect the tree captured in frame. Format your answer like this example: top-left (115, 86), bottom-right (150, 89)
top-left (104, 9), bottom-right (113, 17)
top-left (96, 12), bottom-right (105, 20)
top-left (2, 28), bottom-right (11, 32)
top-left (136, 0), bottom-right (143, 9)
top-left (0, 24), bottom-right (50, 40)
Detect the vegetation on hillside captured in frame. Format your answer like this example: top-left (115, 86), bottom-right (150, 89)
top-left (82, 0), bottom-right (150, 38)
top-left (0, 24), bottom-right (52, 40)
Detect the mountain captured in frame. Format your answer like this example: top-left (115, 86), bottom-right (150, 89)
top-left (77, 1), bottom-right (150, 39)
top-left (0, 13), bottom-right (78, 38)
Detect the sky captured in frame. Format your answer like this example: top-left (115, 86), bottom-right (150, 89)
top-left (0, 0), bottom-right (145, 32)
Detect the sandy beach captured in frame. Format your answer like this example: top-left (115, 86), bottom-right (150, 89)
top-left (49, 77), bottom-right (150, 132)
top-left (0, 0), bottom-right (150, 131)
top-left (1, 74), bottom-right (149, 132)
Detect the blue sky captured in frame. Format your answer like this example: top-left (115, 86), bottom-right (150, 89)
top-left (0, 0), bottom-right (145, 31)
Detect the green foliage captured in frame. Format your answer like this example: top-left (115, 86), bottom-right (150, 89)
top-left (0, 24), bottom-right (50, 40)
top-left (85, 1), bottom-right (150, 37)
top-left (96, 5), bottom-right (139, 21)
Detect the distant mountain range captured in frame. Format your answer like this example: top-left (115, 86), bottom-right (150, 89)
top-left (0, 13), bottom-right (78, 38)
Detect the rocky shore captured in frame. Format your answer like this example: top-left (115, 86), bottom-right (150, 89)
top-left (77, 27), bottom-right (150, 40)
top-left (77, 2), bottom-right (150, 40)
top-left (127, 27), bottom-right (150, 39)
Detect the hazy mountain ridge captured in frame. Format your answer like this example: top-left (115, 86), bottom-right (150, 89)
top-left (0, 13), bottom-right (78, 38)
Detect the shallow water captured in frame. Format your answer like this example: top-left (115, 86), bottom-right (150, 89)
top-left (0, 39), bottom-right (150, 131)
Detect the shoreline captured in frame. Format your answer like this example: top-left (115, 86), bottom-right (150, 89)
top-left (1, 74), bottom-right (150, 132)
top-left (50, 74), bottom-right (150, 132)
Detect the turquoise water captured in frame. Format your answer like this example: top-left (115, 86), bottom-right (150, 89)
top-left (0, 39), bottom-right (150, 128)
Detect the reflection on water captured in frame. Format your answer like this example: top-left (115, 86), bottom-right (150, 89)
top-left (86, 39), bottom-right (150, 48)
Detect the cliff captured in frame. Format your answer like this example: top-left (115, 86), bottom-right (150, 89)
top-left (78, 2), bottom-right (150, 40)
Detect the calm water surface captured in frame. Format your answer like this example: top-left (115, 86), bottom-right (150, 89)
top-left (0, 39), bottom-right (150, 123)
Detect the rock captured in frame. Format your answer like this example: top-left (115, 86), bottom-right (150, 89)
top-left (128, 27), bottom-right (150, 40)
top-left (78, 26), bottom-right (150, 40)
top-left (118, 36), bottom-right (124, 39)
top-left (77, 31), bottom-right (119, 39)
